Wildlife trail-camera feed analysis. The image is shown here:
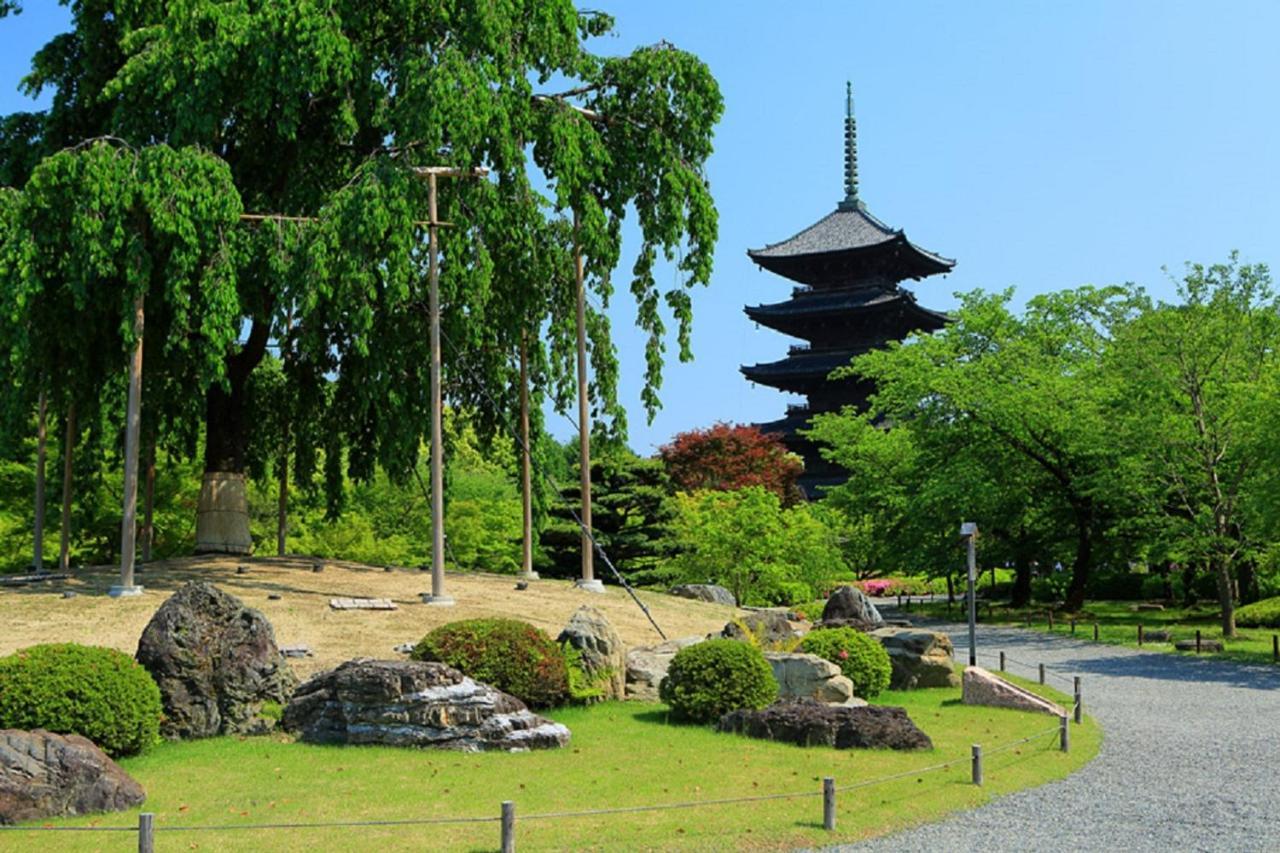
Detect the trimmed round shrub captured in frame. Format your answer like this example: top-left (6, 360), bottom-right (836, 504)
top-left (1236, 596), bottom-right (1280, 629)
top-left (411, 618), bottom-right (569, 708)
top-left (0, 643), bottom-right (162, 757)
top-left (799, 627), bottom-right (892, 699)
top-left (658, 639), bottom-right (778, 722)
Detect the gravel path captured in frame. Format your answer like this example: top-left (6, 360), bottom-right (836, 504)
top-left (831, 613), bottom-right (1280, 853)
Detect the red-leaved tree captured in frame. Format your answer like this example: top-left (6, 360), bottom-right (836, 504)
top-left (659, 423), bottom-right (804, 504)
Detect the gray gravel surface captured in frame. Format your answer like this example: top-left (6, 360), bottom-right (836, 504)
top-left (824, 613), bottom-right (1280, 853)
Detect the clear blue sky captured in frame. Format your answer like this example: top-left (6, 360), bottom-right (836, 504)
top-left (4, 2), bottom-right (1279, 454)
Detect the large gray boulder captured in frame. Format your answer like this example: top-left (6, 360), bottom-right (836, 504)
top-left (870, 627), bottom-right (960, 689)
top-left (0, 729), bottom-right (145, 824)
top-left (625, 637), bottom-right (702, 701)
top-left (669, 584), bottom-right (737, 607)
top-left (717, 699), bottom-right (932, 750)
top-left (136, 581), bottom-right (298, 739)
top-left (282, 659), bottom-right (570, 752)
top-left (720, 611), bottom-right (796, 647)
top-left (763, 652), bottom-right (860, 705)
top-left (557, 606), bottom-right (626, 700)
top-left (821, 586), bottom-right (885, 628)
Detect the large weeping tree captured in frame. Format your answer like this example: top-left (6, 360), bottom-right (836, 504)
top-left (2, 2), bottom-right (721, 552)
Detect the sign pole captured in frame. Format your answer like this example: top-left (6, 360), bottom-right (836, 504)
top-left (961, 522), bottom-right (978, 666)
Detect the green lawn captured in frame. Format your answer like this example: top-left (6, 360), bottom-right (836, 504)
top-left (17, 679), bottom-right (1099, 852)
top-left (913, 598), bottom-right (1280, 666)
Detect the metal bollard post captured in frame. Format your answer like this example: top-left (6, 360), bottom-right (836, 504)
top-left (1138, 623), bottom-right (1144, 647)
top-left (501, 800), bottom-right (516, 853)
top-left (1059, 715), bottom-right (1070, 752)
top-left (1038, 663), bottom-right (1045, 685)
top-left (823, 777), bottom-right (836, 831)
top-left (1073, 676), bottom-right (1082, 724)
top-left (999, 651), bottom-right (1006, 672)
top-left (138, 813), bottom-right (155, 853)
top-left (971, 744), bottom-right (983, 786)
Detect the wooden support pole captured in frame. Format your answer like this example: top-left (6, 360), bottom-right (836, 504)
top-left (1071, 619), bottom-right (1076, 636)
top-left (1137, 623), bottom-right (1144, 646)
top-left (971, 744), bottom-right (983, 786)
top-left (1059, 715), bottom-right (1070, 752)
top-left (141, 441), bottom-right (155, 563)
top-left (1039, 663), bottom-right (1046, 685)
top-left (1073, 676), bottom-right (1083, 724)
top-left (423, 172), bottom-right (453, 606)
top-left (33, 390), bottom-right (47, 571)
top-left (518, 338), bottom-right (537, 579)
top-left (111, 294), bottom-right (144, 598)
top-left (573, 209), bottom-right (601, 593)
top-left (999, 651), bottom-right (1005, 672)
top-left (1093, 622), bottom-right (1099, 642)
top-left (58, 402), bottom-right (75, 572)
top-left (137, 812), bottom-right (154, 853)
top-left (822, 777), bottom-right (836, 831)
top-left (1273, 634), bottom-right (1278, 663)
top-left (1047, 610), bottom-right (1054, 631)
top-left (1195, 629), bottom-right (1202, 653)
top-left (501, 800), bottom-right (516, 853)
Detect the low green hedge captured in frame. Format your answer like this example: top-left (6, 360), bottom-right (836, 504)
top-left (799, 627), bottom-right (892, 699)
top-left (1236, 596), bottom-right (1280, 629)
top-left (659, 639), bottom-right (778, 723)
top-left (412, 618), bottom-right (570, 708)
top-left (0, 643), bottom-right (162, 757)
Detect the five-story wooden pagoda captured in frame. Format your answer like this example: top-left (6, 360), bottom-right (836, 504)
top-left (742, 83), bottom-right (955, 497)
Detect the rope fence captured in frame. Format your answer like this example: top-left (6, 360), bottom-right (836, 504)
top-left (0, 719), bottom-right (1076, 849)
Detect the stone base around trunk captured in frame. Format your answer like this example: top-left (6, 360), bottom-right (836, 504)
top-left (195, 471), bottom-right (252, 554)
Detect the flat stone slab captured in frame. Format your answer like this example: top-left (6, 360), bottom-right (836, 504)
top-left (329, 598), bottom-right (397, 611)
top-left (1174, 638), bottom-right (1224, 653)
top-left (962, 666), bottom-right (1065, 717)
top-left (280, 644), bottom-right (314, 658)
top-left (0, 573), bottom-right (70, 586)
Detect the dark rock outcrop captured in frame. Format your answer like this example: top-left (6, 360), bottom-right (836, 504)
top-left (821, 586), bottom-right (885, 627)
top-left (720, 611), bottom-right (795, 646)
top-left (282, 659), bottom-right (570, 752)
top-left (669, 584), bottom-right (737, 607)
top-left (557, 606), bottom-right (626, 701)
top-left (717, 698), bottom-right (932, 750)
top-left (136, 581), bottom-right (298, 739)
top-left (0, 730), bottom-right (145, 824)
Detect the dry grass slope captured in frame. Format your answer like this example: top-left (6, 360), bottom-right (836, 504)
top-left (0, 556), bottom-right (740, 678)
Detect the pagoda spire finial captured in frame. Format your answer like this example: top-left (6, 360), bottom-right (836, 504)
top-left (840, 81), bottom-right (862, 210)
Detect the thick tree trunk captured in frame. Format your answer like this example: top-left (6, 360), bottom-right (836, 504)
top-left (1215, 558), bottom-right (1237, 638)
top-left (33, 391), bottom-right (47, 572)
top-left (58, 403), bottom-right (76, 572)
top-left (1010, 554), bottom-right (1033, 608)
top-left (1063, 509), bottom-right (1094, 611)
top-left (196, 316), bottom-right (270, 554)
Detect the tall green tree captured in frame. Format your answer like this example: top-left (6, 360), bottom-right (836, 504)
top-left (3, 2), bottom-right (722, 551)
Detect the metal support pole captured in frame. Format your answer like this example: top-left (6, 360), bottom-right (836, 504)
top-left (423, 173), bottom-right (453, 606)
top-left (137, 812), bottom-right (154, 853)
top-left (111, 294), bottom-right (144, 598)
top-left (518, 338), bottom-right (538, 580)
top-left (971, 744), bottom-right (983, 786)
top-left (501, 800), bottom-right (516, 853)
top-left (963, 523), bottom-right (978, 666)
top-left (1059, 715), bottom-right (1069, 752)
top-left (1073, 676), bottom-right (1082, 724)
top-left (822, 777), bottom-right (836, 831)
top-left (574, 210), bottom-right (602, 593)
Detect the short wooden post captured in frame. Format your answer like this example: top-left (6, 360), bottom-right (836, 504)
top-left (1273, 634), bottom-right (1278, 663)
top-left (1073, 676), bottom-right (1082, 724)
top-left (999, 651), bottom-right (1006, 672)
top-left (1038, 663), bottom-right (1046, 685)
top-left (501, 800), bottom-right (516, 853)
top-left (971, 744), bottom-right (983, 786)
top-left (1138, 623), bottom-right (1144, 646)
top-left (1047, 610), bottom-right (1054, 631)
top-left (1195, 629), bottom-right (1202, 654)
top-left (1093, 623), bottom-right (1099, 642)
top-left (138, 812), bottom-right (155, 853)
top-left (1071, 619), bottom-right (1076, 636)
top-left (822, 777), bottom-right (836, 831)
top-left (897, 594), bottom-right (902, 607)
top-left (1059, 715), bottom-right (1070, 752)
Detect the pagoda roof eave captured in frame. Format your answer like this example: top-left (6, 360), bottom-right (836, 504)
top-left (744, 289), bottom-right (950, 328)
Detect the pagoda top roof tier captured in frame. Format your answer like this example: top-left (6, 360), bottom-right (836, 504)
top-left (747, 202), bottom-right (955, 286)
